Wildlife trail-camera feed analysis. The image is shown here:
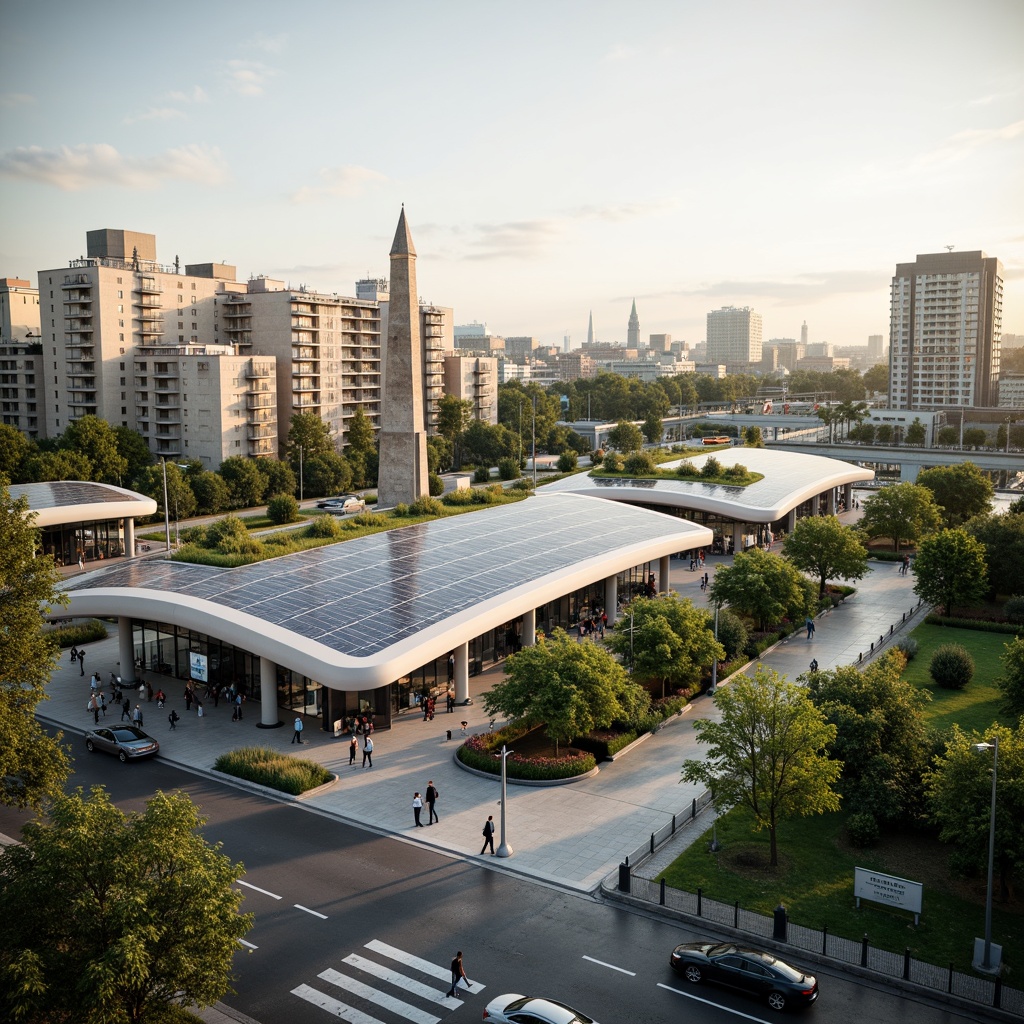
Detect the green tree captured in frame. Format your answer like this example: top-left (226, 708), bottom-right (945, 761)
top-left (0, 424), bottom-right (36, 483)
top-left (924, 722), bottom-right (1024, 900)
top-left (743, 425), bottom-right (765, 447)
top-left (23, 447), bottom-right (93, 483)
top-left (709, 547), bottom-right (810, 630)
top-left (190, 470), bottom-right (231, 515)
top-left (0, 787), bottom-right (254, 1024)
top-left (936, 425), bottom-right (959, 446)
top-left (113, 427), bottom-right (153, 486)
top-left (859, 482), bottom-right (941, 552)
top-left (905, 417), bottom-right (927, 445)
top-left (641, 412), bottom-right (663, 445)
top-left (426, 435), bottom-right (453, 474)
top-left (681, 666), bottom-right (841, 866)
top-left (345, 405), bottom-right (376, 456)
top-left (218, 456), bottom-right (266, 510)
top-left (782, 514), bottom-right (868, 598)
top-left (606, 420), bottom-right (644, 453)
top-left (285, 411), bottom-right (335, 461)
top-left (862, 363), bottom-right (889, 395)
top-left (605, 593), bottom-right (724, 697)
top-left (437, 394), bottom-right (473, 467)
top-left (260, 459), bottom-right (297, 501)
top-left (0, 480), bottom-right (71, 809)
top-left (59, 416), bottom-right (128, 484)
top-left (806, 650), bottom-right (931, 824)
top-left (302, 452), bottom-right (352, 498)
top-left (917, 462), bottom-right (994, 528)
top-left (997, 635), bottom-right (1024, 716)
top-left (912, 528), bottom-right (988, 615)
top-left (136, 462), bottom-right (197, 524)
top-left (875, 423), bottom-right (893, 445)
top-left (963, 427), bottom-right (988, 449)
top-left (266, 493), bottom-right (300, 524)
top-left (483, 628), bottom-right (650, 755)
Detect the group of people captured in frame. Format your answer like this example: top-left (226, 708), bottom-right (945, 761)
top-left (687, 549), bottom-right (707, 572)
top-left (576, 608), bottom-right (607, 640)
top-left (411, 780), bottom-right (440, 826)
top-left (347, 729), bottom-right (374, 767)
top-left (898, 553), bottom-right (914, 576)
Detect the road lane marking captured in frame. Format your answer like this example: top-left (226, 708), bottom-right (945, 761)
top-left (582, 955), bottom-right (636, 976)
top-left (291, 984), bottom-right (384, 1024)
top-left (238, 939), bottom-right (259, 950)
top-left (294, 903), bottom-right (328, 919)
top-left (657, 983), bottom-right (772, 1023)
top-left (319, 968), bottom-right (441, 1024)
top-left (364, 939), bottom-right (485, 994)
top-left (342, 954), bottom-right (461, 1009)
top-left (236, 879), bottom-right (282, 900)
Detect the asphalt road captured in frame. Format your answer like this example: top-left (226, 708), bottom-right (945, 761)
top-left (0, 738), bottom-right (984, 1024)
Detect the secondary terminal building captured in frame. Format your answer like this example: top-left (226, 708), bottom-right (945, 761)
top-left (53, 491), bottom-right (713, 732)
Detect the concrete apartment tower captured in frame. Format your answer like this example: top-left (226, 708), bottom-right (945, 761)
top-left (377, 207), bottom-right (429, 508)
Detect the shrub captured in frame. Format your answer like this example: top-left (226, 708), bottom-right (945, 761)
top-left (470, 488), bottom-right (495, 504)
top-left (428, 472), bottom-right (445, 497)
top-left (924, 613), bottom-right (1024, 634)
top-left (442, 488), bottom-right (475, 506)
top-left (623, 450), bottom-right (657, 475)
top-left (473, 466), bottom-right (491, 484)
top-left (846, 812), bottom-right (880, 848)
top-left (409, 496), bottom-right (444, 516)
top-left (651, 695), bottom-right (689, 719)
top-left (510, 478), bottom-right (532, 491)
top-left (50, 619), bottom-right (109, 648)
top-left (715, 609), bottom-right (748, 660)
top-left (394, 503), bottom-right (409, 516)
top-left (700, 455), bottom-right (722, 479)
top-left (676, 461), bottom-right (699, 477)
top-left (351, 512), bottom-right (380, 527)
top-left (179, 525), bottom-right (208, 545)
top-left (892, 636), bottom-right (919, 661)
top-left (590, 449), bottom-right (604, 466)
top-left (556, 451), bottom-right (578, 473)
top-left (457, 730), bottom-right (597, 780)
top-left (724, 463), bottom-right (748, 480)
top-left (266, 493), bottom-right (300, 525)
top-left (929, 643), bottom-right (975, 690)
top-left (573, 731), bottom-right (638, 760)
top-left (214, 746), bottom-right (332, 795)
top-left (1005, 595), bottom-right (1024, 624)
top-left (498, 457), bottom-right (521, 480)
top-left (205, 515), bottom-right (249, 551)
top-left (602, 453), bottom-right (624, 472)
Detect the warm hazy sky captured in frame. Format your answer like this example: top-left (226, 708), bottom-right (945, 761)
top-left (2, 0), bottom-right (1022, 350)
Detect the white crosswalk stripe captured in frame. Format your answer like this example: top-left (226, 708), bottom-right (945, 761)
top-left (291, 940), bottom-right (486, 1022)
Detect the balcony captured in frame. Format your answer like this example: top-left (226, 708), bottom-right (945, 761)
top-left (247, 423), bottom-right (276, 439)
top-left (246, 363), bottom-right (273, 379)
top-left (62, 276), bottom-right (92, 289)
top-left (134, 278), bottom-right (162, 295)
top-left (246, 394), bottom-right (274, 410)
top-left (248, 438), bottom-right (276, 457)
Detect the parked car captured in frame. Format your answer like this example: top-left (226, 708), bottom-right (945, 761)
top-left (84, 725), bottom-right (160, 763)
top-left (669, 941), bottom-right (818, 1011)
top-left (316, 495), bottom-right (365, 514)
top-left (482, 994), bottom-right (597, 1024)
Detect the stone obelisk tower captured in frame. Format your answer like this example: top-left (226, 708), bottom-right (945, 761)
top-left (377, 207), bottom-right (429, 508)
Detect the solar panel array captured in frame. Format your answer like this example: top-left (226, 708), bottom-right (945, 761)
top-left (11, 480), bottom-right (140, 509)
top-left (64, 494), bottom-right (701, 657)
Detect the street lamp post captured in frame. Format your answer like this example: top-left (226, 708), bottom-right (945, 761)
top-left (531, 395), bottom-right (537, 489)
top-left (971, 736), bottom-right (1001, 973)
top-left (299, 445), bottom-right (304, 503)
top-left (161, 458), bottom-right (172, 553)
top-left (709, 601), bottom-right (720, 695)
top-left (497, 744), bottom-right (514, 858)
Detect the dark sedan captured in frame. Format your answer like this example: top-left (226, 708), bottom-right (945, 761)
top-left (670, 941), bottom-right (818, 1011)
top-left (84, 725), bottom-right (160, 762)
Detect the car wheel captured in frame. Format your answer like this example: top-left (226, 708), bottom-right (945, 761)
top-left (684, 965), bottom-right (702, 984)
top-left (118, 751), bottom-right (128, 763)
top-left (767, 991), bottom-right (787, 1011)
top-left (86, 739), bottom-right (95, 752)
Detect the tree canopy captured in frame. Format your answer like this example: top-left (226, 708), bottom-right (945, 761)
top-left (967, 511), bottom-right (1024, 599)
top-left (482, 628), bottom-right (650, 754)
top-left (859, 482), bottom-right (941, 552)
top-left (782, 514), bottom-right (868, 597)
top-left (709, 547), bottom-right (811, 630)
top-left (681, 666), bottom-right (842, 865)
top-left (59, 416), bottom-right (128, 485)
top-left (917, 461), bottom-right (994, 528)
top-left (912, 527), bottom-right (988, 616)
top-left (0, 787), bottom-right (254, 1024)
top-left (606, 420), bottom-right (645, 453)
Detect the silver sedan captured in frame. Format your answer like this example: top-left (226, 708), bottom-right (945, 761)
top-left (482, 994), bottom-right (597, 1024)
top-left (84, 725), bottom-right (160, 763)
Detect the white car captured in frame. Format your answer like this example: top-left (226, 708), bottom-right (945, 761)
top-left (317, 495), bottom-right (365, 514)
top-left (482, 994), bottom-right (597, 1024)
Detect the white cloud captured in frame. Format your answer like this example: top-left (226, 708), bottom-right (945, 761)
top-left (223, 59), bottom-right (276, 97)
top-left (464, 219), bottom-right (563, 261)
top-left (0, 143), bottom-right (229, 191)
top-left (245, 32), bottom-right (288, 54)
top-left (167, 85), bottom-right (209, 104)
top-left (602, 44), bottom-right (637, 62)
top-left (915, 118), bottom-right (1024, 168)
top-left (291, 164), bottom-right (388, 203)
top-left (0, 92), bottom-right (34, 108)
top-left (123, 107), bottom-right (187, 125)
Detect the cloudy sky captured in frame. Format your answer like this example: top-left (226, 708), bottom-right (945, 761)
top-left (2, 0), bottom-right (1022, 350)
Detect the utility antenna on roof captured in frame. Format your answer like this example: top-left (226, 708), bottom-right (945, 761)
top-left (945, 245), bottom-right (955, 252)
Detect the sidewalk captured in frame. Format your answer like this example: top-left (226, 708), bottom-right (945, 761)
top-left (39, 510), bottom-right (924, 897)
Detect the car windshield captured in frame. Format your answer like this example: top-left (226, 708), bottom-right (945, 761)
top-left (111, 727), bottom-right (148, 741)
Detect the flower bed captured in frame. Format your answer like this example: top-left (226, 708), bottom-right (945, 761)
top-left (214, 746), bottom-right (332, 795)
top-left (457, 723), bottom-right (596, 780)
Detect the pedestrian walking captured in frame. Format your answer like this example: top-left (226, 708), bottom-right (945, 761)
top-left (291, 716), bottom-right (304, 743)
top-left (78, 553), bottom-right (85, 573)
top-left (70, 644), bottom-right (79, 663)
top-left (196, 701), bottom-right (204, 718)
top-left (132, 704), bottom-right (143, 728)
top-left (446, 688), bottom-right (455, 713)
top-left (447, 652), bottom-right (455, 686)
top-left (184, 686), bottom-right (193, 712)
top-left (460, 720), bottom-right (468, 735)
top-left (447, 951), bottom-right (472, 998)
top-left (809, 658), bottom-right (819, 673)
top-left (168, 709), bottom-right (180, 730)
top-left (805, 616), bottom-right (815, 640)
top-left (121, 696), bottom-right (131, 721)
top-left (235, 692), bottom-right (244, 719)
top-left (425, 780), bottom-right (439, 824)
top-left (348, 732), bottom-right (357, 765)
top-left (139, 680), bottom-right (147, 703)
top-left (362, 735), bottom-right (373, 768)
top-left (78, 649), bottom-right (85, 676)
top-left (480, 814), bottom-right (495, 855)
top-left (88, 693), bottom-right (100, 725)
top-left (412, 792), bottom-right (423, 827)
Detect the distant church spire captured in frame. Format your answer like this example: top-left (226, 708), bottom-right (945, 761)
top-left (627, 298), bottom-right (640, 349)
top-left (587, 310), bottom-right (594, 346)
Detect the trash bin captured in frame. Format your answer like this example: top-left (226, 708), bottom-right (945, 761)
top-left (618, 859), bottom-right (631, 894)
top-left (773, 903), bottom-right (788, 941)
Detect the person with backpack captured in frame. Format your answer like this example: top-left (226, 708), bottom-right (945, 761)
top-left (168, 709), bottom-right (180, 730)
top-left (291, 716), bottom-right (303, 743)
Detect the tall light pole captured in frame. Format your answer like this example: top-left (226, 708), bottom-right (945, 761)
top-left (518, 400), bottom-right (523, 467)
top-left (299, 445), bottom-right (304, 502)
top-left (971, 736), bottom-right (1001, 974)
top-left (709, 601), bottom-right (720, 695)
top-left (497, 744), bottom-right (514, 858)
top-left (161, 458), bottom-right (171, 553)
top-left (531, 395), bottom-right (537, 488)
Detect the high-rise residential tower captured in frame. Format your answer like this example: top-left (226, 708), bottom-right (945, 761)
top-left (377, 208), bottom-right (428, 508)
top-left (706, 306), bottom-right (762, 366)
top-left (627, 299), bottom-right (640, 349)
top-left (888, 250), bottom-right (1003, 410)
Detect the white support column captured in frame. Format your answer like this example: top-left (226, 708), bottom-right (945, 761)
top-left (118, 616), bottom-right (135, 684)
top-left (732, 521), bottom-right (744, 552)
top-left (786, 507), bottom-right (797, 533)
top-left (844, 483), bottom-right (853, 509)
top-left (454, 642), bottom-right (470, 705)
top-left (811, 495), bottom-right (820, 515)
top-left (825, 488), bottom-right (836, 514)
top-left (604, 574), bottom-right (618, 625)
top-left (659, 555), bottom-right (671, 594)
top-left (258, 655), bottom-right (281, 728)
top-left (125, 519), bottom-right (135, 559)
top-left (522, 608), bottom-right (536, 647)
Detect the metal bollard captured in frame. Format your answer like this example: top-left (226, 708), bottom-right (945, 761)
top-left (860, 934), bottom-right (869, 968)
top-left (650, 832), bottom-right (656, 856)
top-left (618, 857), bottom-right (631, 894)
top-left (660, 878), bottom-right (666, 906)
top-left (821, 924), bottom-right (828, 955)
top-left (903, 948), bottom-right (911, 980)
top-left (773, 904), bottom-right (788, 942)
top-left (734, 900), bottom-right (739, 928)
top-left (697, 887), bottom-right (702, 917)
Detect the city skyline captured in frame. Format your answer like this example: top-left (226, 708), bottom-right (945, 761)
top-left (1, 0), bottom-right (1022, 349)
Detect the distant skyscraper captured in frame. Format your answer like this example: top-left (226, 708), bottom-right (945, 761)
top-left (867, 334), bottom-right (884, 360)
top-left (378, 208), bottom-right (429, 507)
top-left (587, 311), bottom-right (594, 346)
top-left (706, 306), bottom-right (763, 365)
top-left (563, 332), bottom-right (571, 353)
top-left (888, 250), bottom-right (1003, 410)
top-left (627, 299), bottom-right (640, 349)
top-left (800, 321), bottom-right (808, 347)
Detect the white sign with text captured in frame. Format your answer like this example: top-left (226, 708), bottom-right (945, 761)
top-left (854, 867), bottom-right (923, 922)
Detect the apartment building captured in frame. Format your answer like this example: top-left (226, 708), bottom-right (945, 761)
top-left (706, 306), bottom-right (763, 365)
top-left (443, 355), bottom-right (498, 425)
top-left (889, 250), bottom-right (1003, 410)
top-left (0, 278), bottom-right (45, 436)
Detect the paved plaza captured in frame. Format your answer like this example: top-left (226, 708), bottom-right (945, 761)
top-left (37, 507), bottom-right (925, 896)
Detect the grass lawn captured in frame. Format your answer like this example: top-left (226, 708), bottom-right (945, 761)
top-left (659, 806), bottom-right (1024, 973)
top-left (902, 622), bottom-right (1010, 733)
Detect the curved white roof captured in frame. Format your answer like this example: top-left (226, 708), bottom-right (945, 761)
top-left (542, 447), bottom-right (874, 522)
top-left (11, 480), bottom-right (157, 526)
top-left (60, 492), bottom-right (712, 690)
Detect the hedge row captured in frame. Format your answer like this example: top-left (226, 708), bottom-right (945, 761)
top-left (924, 613), bottom-right (1024, 635)
top-left (49, 619), bottom-right (109, 648)
top-left (457, 727), bottom-right (597, 780)
top-left (214, 746), bottom-right (332, 795)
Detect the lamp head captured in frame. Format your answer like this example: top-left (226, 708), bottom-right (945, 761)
top-left (972, 741), bottom-right (996, 753)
